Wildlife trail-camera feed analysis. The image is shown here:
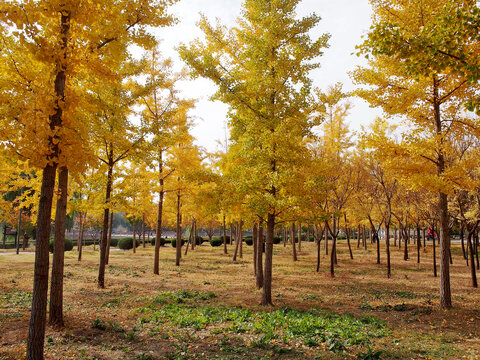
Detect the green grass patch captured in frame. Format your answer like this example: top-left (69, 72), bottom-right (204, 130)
top-left (136, 294), bottom-right (388, 354)
top-left (0, 290), bottom-right (32, 308)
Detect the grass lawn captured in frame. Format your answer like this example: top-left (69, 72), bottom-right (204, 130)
top-left (0, 239), bottom-right (479, 359)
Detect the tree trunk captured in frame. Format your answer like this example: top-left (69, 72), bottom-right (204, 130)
top-left (49, 166), bottom-right (69, 328)
top-left (253, 223), bottom-right (258, 276)
top-left (467, 231), bottom-right (478, 287)
top-left (403, 226), bottom-right (409, 261)
top-left (363, 225), bottom-right (367, 250)
top-left (386, 224), bottom-right (391, 278)
top-left (416, 226), bottom-right (421, 264)
top-left (291, 223), bottom-right (297, 261)
top-left (433, 227), bottom-right (438, 278)
top-left (27, 12), bottom-right (70, 359)
top-left (256, 224), bottom-right (264, 289)
top-left (184, 221), bottom-right (194, 256)
top-left (315, 224), bottom-right (323, 272)
top-left (154, 150), bottom-right (164, 275)
top-left (325, 221), bottom-right (329, 255)
top-left (132, 221), bottom-right (136, 254)
top-left (142, 214), bottom-right (146, 248)
top-left (376, 227), bottom-right (380, 265)
top-left (77, 212), bottom-right (85, 262)
top-left (106, 212), bottom-right (113, 265)
top-left (175, 190), bottom-right (182, 266)
top-left (27, 163), bottom-right (57, 360)
top-left (239, 220), bottom-right (243, 258)
top-left (298, 222), bottom-right (302, 252)
top-left (357, 224), bottom-right (361, 248)
top-left (261, 213), bottom-right (274, 305)
top-left (460, 225), bottom-right (466, 259)
top-left (345, 215), bottom-right (353, 260)
top-left (223, 215), bottom-right (227, 254)
top-left (475, 231), bottom-right (479, 270)
top-left (98, 154), bottom-right (113, 289)
top-left (233, 222), bottom-right (240, 262)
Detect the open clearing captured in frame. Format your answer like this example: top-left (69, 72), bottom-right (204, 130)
top-left (0, 240), bottom-right (479, 360)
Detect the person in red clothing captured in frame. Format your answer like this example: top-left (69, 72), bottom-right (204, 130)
top-left (427, 227), bottom-right (437, 241)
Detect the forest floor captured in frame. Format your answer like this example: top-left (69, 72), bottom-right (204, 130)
top-left (0, 240), bottom-right (479, 360)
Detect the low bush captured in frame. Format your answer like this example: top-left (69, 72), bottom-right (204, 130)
top-left (244, 237), bottom-right (253, 246)
top-left (118, 237), bottom-right (139, 250)
top-left (150, 237), bottom-right (167, 246)
top-left (109, 238), bottom-right (118, 247)
top-left (171, 239), bottom-right (186, 248)
top-left (49, 238), bottom-right (73, 253)
top-left (210, 238), bottom-right (223, 247)
top-left (273, 236), bottom-right (282, 244)
top-left (195, 236), bottom-right (204, 245)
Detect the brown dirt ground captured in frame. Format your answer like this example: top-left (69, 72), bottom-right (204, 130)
top-left (0, 239), bottom-right (479, 360)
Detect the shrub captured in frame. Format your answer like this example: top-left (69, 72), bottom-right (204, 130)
top-left (273, 236), bottom-right (282, 244)
top-left (150, 237), bottom-right (167, 246)
top-left (49, 238), bottom-right (73, 253)
top-left (118, 237), bottom-right (139, 250)
top-left (171, 239), bottom-right (186, 248)
top-left (195, 236), bottom-right (204, 245)
top-left (109, 238), bottom-right (119, 247)
top-left (210, 238), bottom-right (223, 247)
top-left (244, 237), bottom-right (253, 246)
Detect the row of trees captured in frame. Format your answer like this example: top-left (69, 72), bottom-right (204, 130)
top-left (1, 0), bottom-right (480, 359)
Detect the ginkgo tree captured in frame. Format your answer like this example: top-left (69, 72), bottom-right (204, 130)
top-left (0, 1), bottom-right (178, 358)
top-left (180, 0), bottom-right (329, 305)
top-left (355, 0), bottom-right (480, 309)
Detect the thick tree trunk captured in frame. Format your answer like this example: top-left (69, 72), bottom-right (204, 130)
top-left (261, 213), bottom-right (274, 305)
top-left (49, 166), bottom-right (69, 328)
top-left (27, 13), bottom-right (69, 358)
top-left (154, 151), bottom-right (164, 275)
top-left (27, 163), bottom-right (57, 360)
top-left (291, 223), bottom-right (297, 261)
top-left (403, 226), bottom-right (409, 261)
top-left (106, 212), bottom-right (113, 265)
top-left (256, 225), bottom-right (264, 289)
top-left (27, 13), bottom-right (70, 359)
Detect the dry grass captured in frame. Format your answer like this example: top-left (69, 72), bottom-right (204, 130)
top-left (0, 239), bottom-right (479, 359)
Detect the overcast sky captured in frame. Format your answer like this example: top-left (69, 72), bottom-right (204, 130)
top-left (153, 0), bottom-right (381, 153)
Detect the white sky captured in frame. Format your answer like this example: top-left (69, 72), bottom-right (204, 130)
top-left (153, 0), bottom-right (382, 153)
